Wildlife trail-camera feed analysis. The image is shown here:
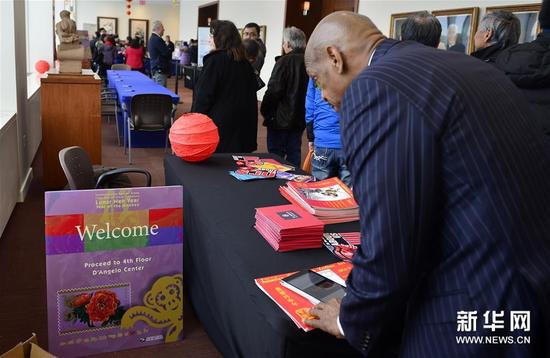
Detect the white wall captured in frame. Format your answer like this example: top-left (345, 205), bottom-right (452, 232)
top-left (75, 0), bottom-right (180, 40)
top-left (358, 0), bottom-right (541, 37)
top-left (179, 0), bottom-right (286, 98)
top-left (0, 117), bottom-right (21, 238)
top-left (0, 0), bottom-right (17, 116)
top-left (219, 0), bottom-right (286, 97)
top-left (179, 0), bottom-right (213, 42)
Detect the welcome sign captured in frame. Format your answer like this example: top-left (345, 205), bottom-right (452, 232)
top-left (45, 186), bottom-right (183, 357)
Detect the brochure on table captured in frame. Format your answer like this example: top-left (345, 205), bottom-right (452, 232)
top-left (44, 186), bottom-right (183, 357)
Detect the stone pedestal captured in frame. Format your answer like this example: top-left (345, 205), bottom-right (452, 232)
top-left (57, 43), bottom-right (85, 73)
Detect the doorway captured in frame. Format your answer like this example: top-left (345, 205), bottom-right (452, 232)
top-left (284, 0), bottom-right (359, 40)
top-left (198, 1), bottom-right (219, 28)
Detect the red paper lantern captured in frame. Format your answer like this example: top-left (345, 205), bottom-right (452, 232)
top-left (127, 10), bottom-right (131, 15)
top-left (169, 113), bottom-right (219, 162)
top-left (35, 60), bottom-right (50, 74)
top-left (126, 4), bottom-right (131, 8)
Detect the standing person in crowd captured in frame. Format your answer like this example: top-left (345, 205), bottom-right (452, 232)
top-left (260, 27), bottom-right (308, 168)
top-left (165, 35), bottom-right (175, 78)
top-left (148, 20), bottom-right (172, 86)
top-left (188, 39), bottom-right (199, 64)
top-left (90, 29), bottom-right (105, 72)
top-left (305, 78), bottom-right (351, 186)
top-left (99, 35), bottom-right (116, 77)
top-left (166, 35), bottom-right (175, 54)
top-left (242, 22), bottom-right (267, 74)
top-left (179, 42), bottom-right (191, 66)
top-left (191, 20), bottom-right (258, 153)
top-left (114, 36), bottom-right (125, 64)
top-left (243, 39), bottom-right (265, 90)
top-left (125, 38), bottom-right (144, 72)
top-left (95, 33), bottom-right (106, 54)
top-left (243, 39), bottom-right (260, 64)
top-left (495, 0), bottom-right (550, 135)
top-left (400, 11), bottom-right (441, 47)
top-left (303, 12), bottom-right (550, 357)
top-left (472, 11), bottom-right (520, 64)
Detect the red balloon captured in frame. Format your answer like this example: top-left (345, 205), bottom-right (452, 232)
top-left (35, 60), bottom-right (50, 74)
top-left (169, 113), bottom-right (219, 162)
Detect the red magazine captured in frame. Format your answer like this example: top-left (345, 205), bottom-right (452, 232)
top-left (235, 168), bottom-right (277, 178)
top-left (284, 177), bottom-right (357, 211)
top-left (255, 261), bottom-right (352, 331)
top-left (255, 204), bottom-right (324, 231)
top-left (279, 178), bottom-right (359, 224)
top-left (255, 272), bottom-right (316, 331)
top-left (255, 204), bottom-right (324, 252)
top-left (322, 232), bottom-right (361, 262)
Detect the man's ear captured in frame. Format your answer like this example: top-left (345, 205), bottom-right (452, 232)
top-left (326, 46), bottom-right (345, 75)
top-left (484, 28), bottom-right (494, 43)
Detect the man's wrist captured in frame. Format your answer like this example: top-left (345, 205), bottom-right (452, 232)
top-left (337, 315), bottom-right (345, 337)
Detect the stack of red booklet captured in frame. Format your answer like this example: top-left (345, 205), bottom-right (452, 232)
top-left (255, 204), bottom-right (324, 252)
top-left (279, 177), bottom-right (359, 224)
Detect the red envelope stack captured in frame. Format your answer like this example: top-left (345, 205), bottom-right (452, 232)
top-left (255, 204), bottom-right (325, 252)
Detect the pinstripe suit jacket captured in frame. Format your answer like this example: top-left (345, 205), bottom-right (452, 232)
top-left (339, 39), bottom-right (550, 357)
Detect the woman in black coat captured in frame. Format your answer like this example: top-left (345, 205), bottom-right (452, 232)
top-left (191, 20), bottom-right (259, 153)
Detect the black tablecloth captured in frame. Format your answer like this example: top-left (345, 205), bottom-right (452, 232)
top-left (164, 153), bottom-right (361, 358)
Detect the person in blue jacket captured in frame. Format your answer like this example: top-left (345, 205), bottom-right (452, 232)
top-left (305, 78), bottom-right (351, 186)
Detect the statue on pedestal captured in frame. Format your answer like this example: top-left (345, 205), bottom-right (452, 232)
top-left (55, 10), bottom-right (84, 73)
top-left (56, 10), bottom-right (80, 44)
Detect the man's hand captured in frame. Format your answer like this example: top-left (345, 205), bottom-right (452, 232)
top-left (305, 298), bottom-right (344, 338)
top-left (308, 142), bottom-right (314, 152)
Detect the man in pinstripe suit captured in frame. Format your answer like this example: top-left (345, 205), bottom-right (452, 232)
top-left (304, 12), bottom-right (550, 357)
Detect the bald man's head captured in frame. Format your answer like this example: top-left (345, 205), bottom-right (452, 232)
top-left (305, 11), bottom-right (384, 110)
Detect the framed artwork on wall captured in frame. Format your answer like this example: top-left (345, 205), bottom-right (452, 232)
top-left (432, 7), bottom-right (480, 54)
top-left (389, 11), bottom-right (424, 40)
top-left (97, 16), bottom-right (118, 35)
top-left (259, 25), bottom-right (267, 44)
top-left (129, 18), bottom-right (149, 45)
top-left (486, 3), bottom-right (541, 43)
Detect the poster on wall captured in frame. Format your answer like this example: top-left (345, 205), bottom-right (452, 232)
top-left (433, 7), bottom-right (479, 54)
top-left (45, 186), bottom-right (183, 357)
top-left (197, 26), bottom-right (211, 67)
top-left (129, 19), bottom-right (150, 46)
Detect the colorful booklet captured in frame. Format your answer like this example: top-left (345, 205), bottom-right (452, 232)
top-left (322, 232), bottom-right (361, 262)
top-left (45, 187), bottom-right (183, 357)
top-left (275, 171), bottom-right (315, 183)
top-left (232, 155), bottom-right (260, 167)
top-left (229, 171), bottom-right (273, 181)
top-left (254, 261), bottom-right (352, 331)
top-left (250, 158), bottom-right (295, 172)
top-left (280, 177), bottom-right (359, 223)
top-left (235, 168), bottom-right (277, 178)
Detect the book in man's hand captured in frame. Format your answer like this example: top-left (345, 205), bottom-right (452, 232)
top-left (254, 261), bottom-right (352, 331)
top-left (255, 204), bottom-right (324, 252)
top-left (279, 177), bottom-right (359, 224)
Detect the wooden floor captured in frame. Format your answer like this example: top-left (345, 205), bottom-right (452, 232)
top-left (0, 78), bottom-right (308, 356)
